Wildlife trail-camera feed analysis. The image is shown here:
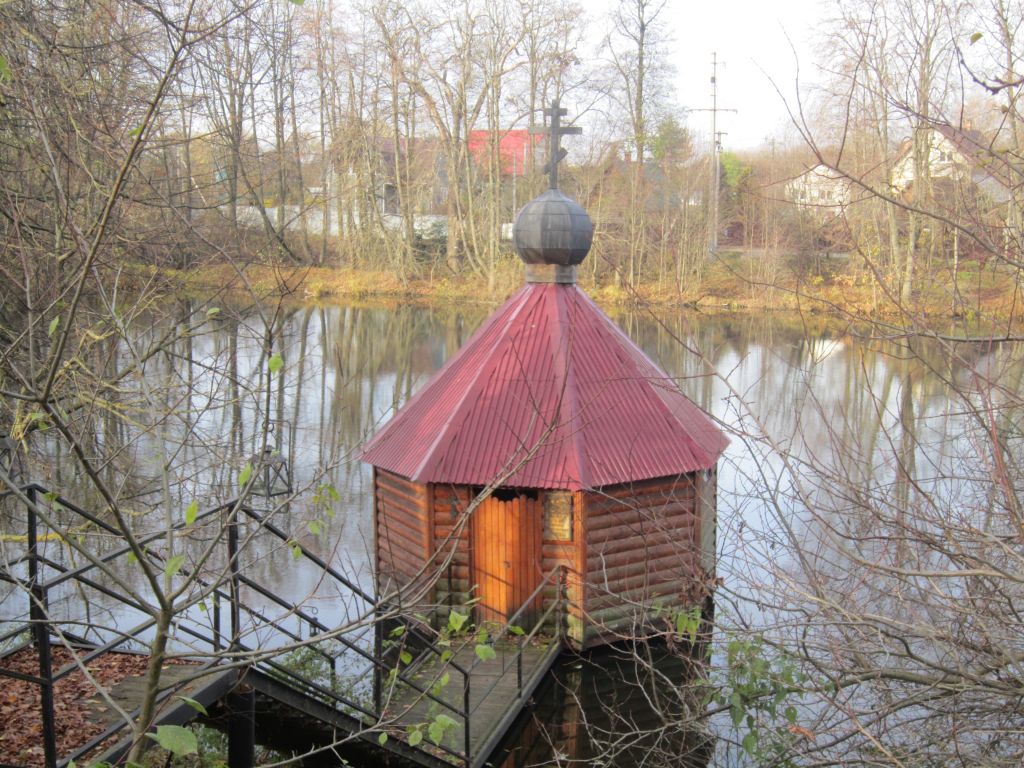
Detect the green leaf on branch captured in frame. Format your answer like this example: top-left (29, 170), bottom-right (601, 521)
top-left (970, 31), bottom-right (983, 44)
top-left (129, 125), bottom-right (144, 138)
top-left (164, 554), bottom-right (185, 579)
top-left (238, 462), bottom-right (253, 487)
top-left (474, 643), bottom-right (496, 662)
top-left (399, 650), bottom-right (413, 666)
top-left (146, 725), bottom-right (197, 756)
top-left (407, 728), bottom-right (423, 747)
top-left (288, 0), bottom-right (305, 5)
top-left (508, 624), bottom-right (525, 636)
top-left (741, 730), bottom-right (758, 755)
top-left (177, 696), bottom-right (208, 715)
top-left (0, 55), bottom-right (11, 82)
top-left (268, 353), bottom-right (284, 374)
top-left (675, 607), bottom-right (700, 643)
top-left (184, 499), bottom-right (198, 527)
top-left (431, 671), bottom-right (450, 695)
top-left (447, 610), bottom-right (468, 634)
top-left (428, 714), bottom-right (457, 745)
top-left (377, 732), bottom-right (388, 746)
top-left (206, 307), bottom-right (221, 318)
top-left (47, 317), bottom-right (60, 337)
top-left (730, 692), bottom-right (745, 727)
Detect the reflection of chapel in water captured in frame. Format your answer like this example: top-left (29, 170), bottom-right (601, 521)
top-left (362, 101), bottom-right (727, 647)
top-left (492, 645), bottom-right (713, 767)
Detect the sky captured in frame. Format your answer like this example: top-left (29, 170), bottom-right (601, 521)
top-left (657, 0), bottom-right (828, 151)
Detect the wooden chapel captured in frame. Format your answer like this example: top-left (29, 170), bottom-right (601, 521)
top-left (362, 102), bottom-right (727, 648)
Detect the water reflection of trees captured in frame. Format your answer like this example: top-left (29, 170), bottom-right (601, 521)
top-left (607, 308), bottom-right (1024, 764)
top-left (8, 296), bottom-right (1024, 764)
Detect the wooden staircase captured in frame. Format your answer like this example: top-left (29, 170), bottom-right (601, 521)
top-left (0, 484), bottom-right (569, 768)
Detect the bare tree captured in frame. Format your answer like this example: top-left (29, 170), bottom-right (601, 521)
top-left (600, 0), bottom-right (674, 288)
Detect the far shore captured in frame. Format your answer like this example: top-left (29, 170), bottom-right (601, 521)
top-left (140, 252), bottom-right (1019, 330)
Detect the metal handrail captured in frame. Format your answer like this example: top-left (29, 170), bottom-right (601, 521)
top-left (238, 505), bottom-right (469, 676)
top-left (0, 484), bottom-right (476, 767)
top-left (464, 565), bottom-right (569, 719)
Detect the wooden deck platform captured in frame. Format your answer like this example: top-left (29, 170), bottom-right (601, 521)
top-left (387, 637), bottom-right (562, 767)
top-left (80, 641), bottom-right (564, 768)
top-left (2, 489), bottom-right (573, 768)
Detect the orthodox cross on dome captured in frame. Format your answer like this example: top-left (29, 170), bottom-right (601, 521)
top-left (529, 99), bottom-right (582, 190)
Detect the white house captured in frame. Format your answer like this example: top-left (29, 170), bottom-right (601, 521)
top-left (890, 124), bottom-right (1016, 205)
top-left (786, 164), bottom-right (852, 211)
top-left (891, 123), bottom-right (1021, 256)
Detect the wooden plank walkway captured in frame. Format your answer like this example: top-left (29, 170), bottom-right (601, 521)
top-left (85, 663), bottom-right (205, 732)
top-left (85, 664), bottom-right (237, 766)
top-left (385, 638), bottom-right (562, 765)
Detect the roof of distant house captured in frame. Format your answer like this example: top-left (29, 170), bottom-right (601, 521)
top-left (467, 130), bottom-right (541, 176)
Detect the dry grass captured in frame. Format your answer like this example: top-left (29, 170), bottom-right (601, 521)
top-left (146, 254), bottom-right (1023, 326)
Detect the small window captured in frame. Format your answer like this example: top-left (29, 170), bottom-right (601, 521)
top-left (544, 492), bottom-right (574, 541)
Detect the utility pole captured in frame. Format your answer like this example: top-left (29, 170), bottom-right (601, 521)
top-left (713, 130), bottom-right (725, 253)
top-left (711, 52), bottom-right (719, 255)
top-left (690, 53), bottom-right (736, 256)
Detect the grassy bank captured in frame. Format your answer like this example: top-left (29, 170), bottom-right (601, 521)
top-left (156, 252), bottom-right (1021, 326)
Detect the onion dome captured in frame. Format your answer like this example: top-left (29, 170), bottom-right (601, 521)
top-left (512, 189), bottom-right (594, 268)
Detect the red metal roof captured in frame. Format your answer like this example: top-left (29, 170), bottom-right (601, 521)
top-left (467, 130), bottom-right (539, 176)
top-left (361, 283), bottom-right (728, 490)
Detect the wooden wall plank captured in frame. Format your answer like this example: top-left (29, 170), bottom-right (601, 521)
top-left (431, 485), bottom-right (472, 614)
top-left (581, 473), bottom-right (703, 648)
top-left (374, 470), bottom-right (431, 597)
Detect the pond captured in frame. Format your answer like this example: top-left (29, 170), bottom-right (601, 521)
top-left (2, 296), bottom-right (1020, 765)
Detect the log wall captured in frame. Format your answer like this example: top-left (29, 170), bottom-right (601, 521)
top-left (375, 472), bottom-right (712, 649)
top-left (582, 474), bottom-right (703, 647)
top-left (430, 484), bottom-right (473, 613)
top-left (374, 469), bottom-right (431, 602)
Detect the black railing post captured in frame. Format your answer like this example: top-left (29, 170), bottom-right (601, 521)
top-left (213, 591), bottom-right (222, 652)
top-left (517, 631), bottom-right (523, 695)
top-left (557, 565), bottom-right (567, 644)
top-left (27, 487), bottom-right (58, 768)
top-left (463, 668), bottom-right (471, 766)
top-left (228, 506), bottom-right (241, 651)
top-left (447, 563), bottom-right (454, 611)
top-left (373, 609), bottom-right (383, 716)
top-left (227, 680), bottom-right (256, 768)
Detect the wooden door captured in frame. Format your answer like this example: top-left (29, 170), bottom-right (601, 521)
top-left (471, 493), bottom-right (542, 626)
